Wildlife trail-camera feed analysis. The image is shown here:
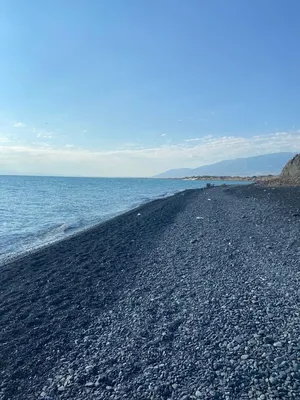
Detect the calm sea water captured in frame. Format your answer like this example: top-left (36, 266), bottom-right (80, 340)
top-left (0, 175), bottom-right (244, 261)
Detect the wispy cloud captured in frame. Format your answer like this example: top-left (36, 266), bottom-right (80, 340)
top-left (36, 132), bottom-right (53, 139)
top-left (0, 136), bottom-right (10, 144)
top-left (185, 135), bottom-right (213, 142)
top-left (185, 138), bottom-right (202, 142)
top-left (13, 122), bottom-right (26, 128)
top-left (1, 130), bottom-right (299, 177)
top-left (32, 142), bottom-right (51, 147)
top-left (161, 133), bottom-right (167, 137)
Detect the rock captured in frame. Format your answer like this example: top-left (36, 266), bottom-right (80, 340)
top-left (241, 354), bottom-right (249, 360)
top-left (280, 154), bottom-right (300, 184)
top-left (85, 382), bottom-right (94, 387)
top-left (292, 361), bottom-right (300, 370)
top-left (264, 336), bottom-right (274, 345)
top-left (190, 238), bottom-right (198, 244)
top-left (234, 335), bottom-right (244, 344)
top-left (269, 376), bottom-right (277, 385)
top-left (275, 356), bottom-right (285, 364)
top-left (273, 341), bottom-right (283, 347)
top-left (195, 390), bottom-right (202, 397)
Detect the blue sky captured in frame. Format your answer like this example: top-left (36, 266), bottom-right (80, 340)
top-left (1, 0), bottom-right (300, 176)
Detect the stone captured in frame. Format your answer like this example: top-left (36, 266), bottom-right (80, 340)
top-left (241, 354), bottom-right (249, 360)
top-left (234, 335), bottom-right (244, 344)
top-left (264, 336), bottom-right (274, 345)
top-left (269, 376), bottom-right (277, 385)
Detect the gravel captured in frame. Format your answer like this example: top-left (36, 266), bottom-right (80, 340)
top-left (0, 185), bottom-right (300, 399)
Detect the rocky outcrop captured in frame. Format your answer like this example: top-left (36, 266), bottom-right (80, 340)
top-left (280, 154), bottom-right (300, 183)
top-left (256, 154), bottom-right (300, 186)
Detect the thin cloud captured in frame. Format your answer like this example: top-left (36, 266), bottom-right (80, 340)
top-left (185, 135), bottom-right (213, 142)
top-left (31, 142), bottom-right (51, 147)
top-left (1, 131), bottom-right (299, 177)
top-left (36, 132), bottom-right (53, 139)
top-left (13, 122), bottom-right (26, 128)
top-left (0, 136), bottom-right (10, 143)
top-left (161, 133), bottom-right (167, 137)
top-left (185, 138), bottom-right (202, 142)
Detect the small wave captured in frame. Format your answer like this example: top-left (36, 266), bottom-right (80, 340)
top-left (49, 220), bottom-right (84, 236)
top-left (51, 223), bottom-right (69, 234)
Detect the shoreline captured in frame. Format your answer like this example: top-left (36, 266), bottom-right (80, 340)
top-left (1, 185), bottom-right (300, 399)
top-left (0, 188), bottom-right (202, 268)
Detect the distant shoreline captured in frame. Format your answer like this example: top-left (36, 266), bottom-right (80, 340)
top-left (171, 175), bottom-right (276, 182)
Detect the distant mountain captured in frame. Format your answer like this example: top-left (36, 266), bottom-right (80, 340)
top-left (154, 152), bottom-right (296, 178)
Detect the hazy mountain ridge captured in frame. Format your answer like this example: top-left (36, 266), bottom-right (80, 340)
top-left (154, 152), bottom-right (296, 178)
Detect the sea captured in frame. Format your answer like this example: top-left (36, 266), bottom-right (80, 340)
top-left (0, 175), bottom-right (245, 262)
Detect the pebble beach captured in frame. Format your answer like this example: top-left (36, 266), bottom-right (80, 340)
top-left (1, 185), bottom-right (300, 400)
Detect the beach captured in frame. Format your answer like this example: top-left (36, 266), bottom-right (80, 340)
top-left (1, 185), bottom-right (300, 399)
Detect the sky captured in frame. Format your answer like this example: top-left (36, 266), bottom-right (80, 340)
top-left (1, 0), bottom-right (300, 177)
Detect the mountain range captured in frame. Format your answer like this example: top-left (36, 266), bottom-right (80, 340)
top-left (154, 152), bottom-right (296, 178)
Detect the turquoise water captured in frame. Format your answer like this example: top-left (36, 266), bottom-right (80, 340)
top-left (0, 175), bottom-right (246, 261)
